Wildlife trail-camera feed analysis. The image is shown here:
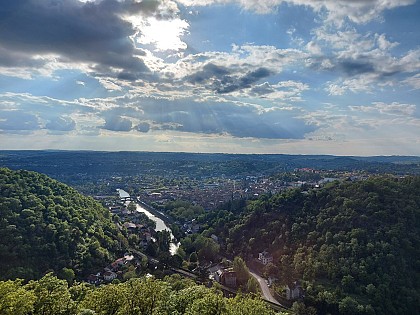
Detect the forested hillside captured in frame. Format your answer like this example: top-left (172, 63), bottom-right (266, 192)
top-left (202, 177), bottom-right (420, 314)
top-left (0, 168), bottom-right (128, 280)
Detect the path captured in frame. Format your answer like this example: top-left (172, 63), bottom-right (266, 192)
top-left (249, 270), bottom-right (282, 306)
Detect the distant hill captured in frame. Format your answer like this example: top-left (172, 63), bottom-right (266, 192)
top-left (0, 168), bottom-right (128, 280)
top-left (203, 176), bottom-right (420, 314)
top-left (0, 151), bottom-right (419, 185)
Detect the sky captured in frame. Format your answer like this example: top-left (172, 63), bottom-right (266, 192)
top-left (0, 0), bottom-right (419, 156)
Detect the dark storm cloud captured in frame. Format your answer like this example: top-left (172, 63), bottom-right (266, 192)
top-left (0, 110), bottom-right (40, 131)
top-left (0, 0), bottom-right (159, 73)
top-left (102, 115), bottom-right (133, 132)
top-left (136, 98), bottom-right (316, 139)
top-left (0, 47), bottom-right (46, 68)
top-left (45, 116), bottom-right (76, 132)
top-left (186, 63), bottom-right (273, 94)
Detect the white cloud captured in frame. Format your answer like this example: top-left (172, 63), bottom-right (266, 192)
top-left (45, 116), bottom-right (76, 131)
top-left (403, 74), bottom-right (420, 90)
top-left (176, 0), bottom-right (415, 24)
top-left (301, 101), bottom-right (420, 152)
top-left (326, 74), bottom-right (379, 95)
top-left (350, 102), bottom-right (417, 117)
top-left (306, 41), bottom-right (322, 55)
top-left (310, 26), bottom-right (420, 94)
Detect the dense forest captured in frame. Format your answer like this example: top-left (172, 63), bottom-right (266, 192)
top-left (0, 273), bottom-right (280, 315)
top-left (200, 176), bottom-right (420, 314)
top-left (0, 168), bottom-right (128, 280)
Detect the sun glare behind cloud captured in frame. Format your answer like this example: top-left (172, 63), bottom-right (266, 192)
top-left (136, 17), bottom-right (189, 52)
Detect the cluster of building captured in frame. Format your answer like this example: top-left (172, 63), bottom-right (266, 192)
top-left (86, 254), bottom-right (136, 285)
top-left (207, 263), bottom-right (237, 288)
top-left (139, 177), bottom-right (287, 210)
top-left (181, 219), bottom-right (201, 234)
top-left (205, 250), bottom-right (304, 301)
top-left (109, 204), bottom-right (155, 249)
top-left (137, 171), bottom-right (369, 211)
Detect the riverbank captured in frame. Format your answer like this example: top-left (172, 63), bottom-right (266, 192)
top-left (136, 198), bottom-right (175, 225)
top-left (134, 202), bottom-right (180, 255)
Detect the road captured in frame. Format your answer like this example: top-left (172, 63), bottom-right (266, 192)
top-left (249, 270), bottom-right (282, 306)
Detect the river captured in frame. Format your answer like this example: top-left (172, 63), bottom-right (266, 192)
top-left (117, 189), bottom-right (179, 255)
top-left (135, 203), bottom-right (180, 255)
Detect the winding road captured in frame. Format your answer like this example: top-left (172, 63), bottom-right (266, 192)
top-left (249, 270), bottom-right (282, 306)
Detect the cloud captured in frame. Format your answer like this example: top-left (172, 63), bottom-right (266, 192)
top-left (0, 0), bottom-right (170, 78)
top-left (87, 94), bottom-right (316, 139)
top-left (349, 102), bottom-right (417, 117)
top-left (136, 122), bottom-right (151, 133)
top-left (0, 46), bottom-right (46, 69)
top-left (326, 75), bottom-right (377, 96)
top-left (136, 17), bottom-right (189, 51)
top-left (177, 0), bottom-right (415, 24)
top-left (290, 0), bottom-right (416, 25)
top-left (308, 28), bottom-right (420, 94)
top-left (246, 80), bottom-right (309, 101)
top-left (0, 110), bottom-right (40, 132)
top-left (338, 60), bottom-right (375, 77)
top-left (186, 63), bottom-right (231, 85)
top-left (212, 67), bottom-right (273, 94)
top-left (135, 98), bottom-right (317, 139)
top-left (45, 116), bottom-right (76, 131)
top-left (102, 115), bottom-right (133, 132)
top-left (164, 45), bottom-right (306, 96)
top-left (403, 74), bottom-right (420, 90)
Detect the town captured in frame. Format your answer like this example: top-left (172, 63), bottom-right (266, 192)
top-left (84, 168), bottom-right (376, 309)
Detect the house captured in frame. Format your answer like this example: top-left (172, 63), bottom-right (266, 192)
top-left (285, 281), bottom-right (304, 300)
top-left (103, 271), bottom-right (118, 281)
top-left (222, 269), bottom-right (237, 287)
top-left (183, 219), bottom-right (201, 234)
top-left (214, 268), bottom-right (237, 287)
top-left (124, 254), bottom-right (135, 262)
top-left (110, 257), bottom-right (125, 271)
top-left (214, 269), bottom-right (223, 283)
top-left (86, 274), bottom-right (101, 285)
top-left (258, 251), bottom-right (273, 265)
top-left (123, 222), bottom-right (137, 230)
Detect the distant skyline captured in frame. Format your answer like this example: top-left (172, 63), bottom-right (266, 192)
top-left (1, 0), bottom-right (419, 156)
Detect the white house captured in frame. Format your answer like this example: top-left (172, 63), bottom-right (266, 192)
top-left (258, 251), bottom-right (273, 265)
